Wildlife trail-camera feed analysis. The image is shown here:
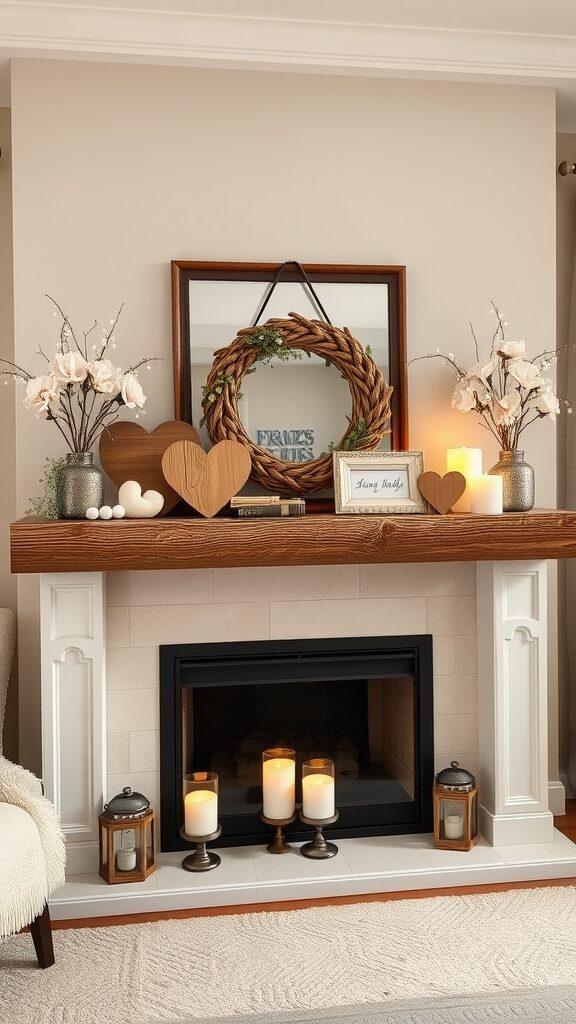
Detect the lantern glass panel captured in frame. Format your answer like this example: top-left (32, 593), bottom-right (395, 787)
top-left (439, 796), bottom-right (466, 841)
top-left (115, 826), bottom-right (139, 873)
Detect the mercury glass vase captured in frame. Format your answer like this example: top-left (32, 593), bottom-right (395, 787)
top-left (57, 452), bottom-right (104, 519)
top-left (488, 450), bottom-right (534, 513)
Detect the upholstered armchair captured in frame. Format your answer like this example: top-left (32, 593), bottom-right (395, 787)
top-left (0, 608), bottom-right (65, 968)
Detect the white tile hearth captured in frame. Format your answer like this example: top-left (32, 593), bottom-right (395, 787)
top-left (49, 830), bottom-right (576, 921)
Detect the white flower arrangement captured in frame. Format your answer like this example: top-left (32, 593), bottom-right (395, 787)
top-left (412, 304), bottom-right (570, 451)
top-left (1, 296), bottom-right (156, 452)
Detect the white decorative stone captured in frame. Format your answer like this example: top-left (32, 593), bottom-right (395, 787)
top-left (98, 505), bottom-right (113, 520)
top-left (118, 480), bottom-right (164, 518)
top-left (85, 507), bottom-right (99, 520)
top-left (112, 504), bottom-right (126, 519)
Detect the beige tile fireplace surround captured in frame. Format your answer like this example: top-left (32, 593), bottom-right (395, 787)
top-left (105, 563), bottom-right (479, 819)
top-left (36, 554), bottom-right (576, 920)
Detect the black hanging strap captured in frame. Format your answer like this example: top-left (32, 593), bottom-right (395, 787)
top-left (252, 261), bottom-right (332, 326)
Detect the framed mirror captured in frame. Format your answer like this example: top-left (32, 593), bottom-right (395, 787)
top-left (171, 261), bottom-right (408, 469)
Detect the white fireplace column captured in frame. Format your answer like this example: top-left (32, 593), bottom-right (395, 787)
top-left (39, 560), bottom-right (555, 874)
top-left (477, 560), bottom-right (553, 845)
top-left (40, 572), bottom-right (106, 875)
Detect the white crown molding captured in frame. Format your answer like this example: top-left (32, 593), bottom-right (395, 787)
top-left (1, 3), bottom-right (576, 81)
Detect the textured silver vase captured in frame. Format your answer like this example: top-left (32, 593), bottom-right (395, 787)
top-left (57, 452), bottom-right (104, 519)
top-left (488, 450), bottom-right (534, 512)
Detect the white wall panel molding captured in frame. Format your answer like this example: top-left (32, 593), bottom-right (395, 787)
top-left (40, 572), bottom-right (105, 875)
top-left (477, 561), bottom-right (554, 846)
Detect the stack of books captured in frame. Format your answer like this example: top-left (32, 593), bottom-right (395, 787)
top-left (230, 496), bottom-right (306, 518)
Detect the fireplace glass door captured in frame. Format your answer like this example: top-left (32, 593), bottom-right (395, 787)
top-left (160, 636), bottom-right (433, 850)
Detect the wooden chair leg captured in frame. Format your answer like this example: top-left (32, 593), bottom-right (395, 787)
top-left (30, 904), bottom-right (55, 968)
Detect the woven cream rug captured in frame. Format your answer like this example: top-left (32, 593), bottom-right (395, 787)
top-left (2, 887), bottom-right (576, 1024)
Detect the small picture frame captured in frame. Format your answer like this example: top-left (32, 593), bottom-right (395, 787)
top-left (333, 450), bottom-right (427, 514)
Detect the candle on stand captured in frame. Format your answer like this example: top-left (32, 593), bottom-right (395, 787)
top-left (302, 773), bottom-right (335, 819)
top-left (469, 473), bottom-right (503, 515)
top-left (446, 448), bottom-right (483, 512)
top-left (183, 772), bottom-right (219, 836)
top-left (301, 758), bottom-right (335, 820)
top-left (184, 790), bottom-right (218, 836)
top-left (262, 749), bottom-right (296, 820)
top-left (444, 814), bottom-right (464, 839)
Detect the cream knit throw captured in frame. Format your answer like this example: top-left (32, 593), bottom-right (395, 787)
top-left (0, 756), bottom-right (65, 938)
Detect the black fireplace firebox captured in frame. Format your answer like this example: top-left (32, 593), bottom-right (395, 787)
top-left (160, 635), bottom-right (433, 852)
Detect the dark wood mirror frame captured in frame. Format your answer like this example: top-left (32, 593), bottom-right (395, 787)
top-left (171, 261), bottom-right (408, 451)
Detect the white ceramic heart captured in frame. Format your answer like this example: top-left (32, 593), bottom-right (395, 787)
top-left (118, 480), bottom-right (165, 518)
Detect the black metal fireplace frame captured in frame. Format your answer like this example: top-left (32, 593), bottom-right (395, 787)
top-left (160, 635), bottom-right (434, 852)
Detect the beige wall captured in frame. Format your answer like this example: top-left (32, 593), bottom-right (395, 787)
top-left (557, 133), bottom-right (576, 780)
top-left (0, 107), bottom-right (17, 761)
top-left (8, 60), bottom-right (557, 772)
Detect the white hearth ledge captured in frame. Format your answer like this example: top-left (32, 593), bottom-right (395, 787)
top-left (49, 831), bottom-right (576, 922)
top-left (40, 559), bottom-right (558, 883)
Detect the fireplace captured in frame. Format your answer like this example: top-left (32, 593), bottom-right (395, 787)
top-left (160, 635), bottom-right (434, 851)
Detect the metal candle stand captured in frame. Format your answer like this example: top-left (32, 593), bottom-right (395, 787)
top-left (298, 810), bottom-right (339, 859)
top-left (260, 813), bottom-right (296, 854)
top-left (180, 825), bottom-right (222, 872)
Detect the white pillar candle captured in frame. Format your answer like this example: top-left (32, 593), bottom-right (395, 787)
top-left (469, 473), bottom-right (503, 515)
top-left (302, 773), bottom-right (335, 819)
top-left (184, 790), bottom-right (218, 836)
top-left (262, 757), bottom-right (296, 820)
top-left (116, 847), bottom-right (137, 871)
top-left (444, 814), bottom-right (464, 839)
top-left (446, 448), bottom-right (483, 512)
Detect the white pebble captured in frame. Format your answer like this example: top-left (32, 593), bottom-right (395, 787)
top-left (99, 505), bottom-right (113, 520)
top-left (85, 507), bottom-right (99, 520)
top-left (112, 504), bottom-right (126, 519)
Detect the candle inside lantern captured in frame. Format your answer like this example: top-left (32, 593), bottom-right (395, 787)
top-left (444, 813), bottom-right (464, 839)
top-left (446, 448), bottom-right (483, 512)
top-left (262, 751), bottom-right (296, 820)
top-left (469, 473), bottom-right (503, 515)
top-left (302, 773), bottom-right (335, 819)
top-left (116, 847), bottom-right (137, 871)
top-left (184, 789), bottom-right (218, 836)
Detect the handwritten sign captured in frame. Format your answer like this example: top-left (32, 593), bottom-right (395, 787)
top-left (349, 469), bottom-right (410, 499)
top-left (257, 429), bottom-right (314, 463)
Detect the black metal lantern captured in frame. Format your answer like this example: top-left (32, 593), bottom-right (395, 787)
top-left (98, 786), bottom-right (156, 884)
top-left (433, 761), bottom-right (479, 851)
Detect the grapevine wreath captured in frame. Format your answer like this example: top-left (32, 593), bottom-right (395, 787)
top-left (201, 312), bottom-right (393, 494)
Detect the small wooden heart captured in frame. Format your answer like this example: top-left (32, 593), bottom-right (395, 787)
top-left (417, 471), bottom-right (466, 515)
top-left (162, 439), bottom-right (251, 518)
top-left (100, 420), bottom-right (200, 515)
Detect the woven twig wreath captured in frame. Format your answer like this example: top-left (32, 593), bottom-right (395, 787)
top-left (203, 313), bottom-right (393, 494)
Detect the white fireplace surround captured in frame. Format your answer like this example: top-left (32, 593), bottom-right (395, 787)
top-left (39, 559), bottom-right (576, 917)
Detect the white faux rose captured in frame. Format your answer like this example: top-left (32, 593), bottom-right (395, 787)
top-left (23, 374), bottom-right (60, 417)
top-left (88, 358), bottom-right (123, 395)
top-left (506, 358), bottom-right (541, 390)
top-left (491, 389), bottom-right (521, 425)
top-left (452, 380), bottom-right (477, 412)
top-left (50, 351), bottom-right (89, 384)
top-left (535, 390), bottom-right (560, 419)
top-left (467, 359), bottom-right (494, 384)
top-left (498, 340), bottom-right (526, 359)
top-left (120, 372), bottom-right (146, 409)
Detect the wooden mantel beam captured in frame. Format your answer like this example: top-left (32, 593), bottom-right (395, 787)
top-left (10, 510), bottom-right (576, 573)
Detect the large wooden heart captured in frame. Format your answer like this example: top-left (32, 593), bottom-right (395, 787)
top-left (162, 439), bottom-right (251, 518)
top-left (417, 471), bottom-right (466, 515)
top-left (100, 420), bottom-right (200, 515)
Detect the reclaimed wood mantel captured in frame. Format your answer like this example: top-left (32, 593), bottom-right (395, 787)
top-left (10, 509), bottom-right (576, 573)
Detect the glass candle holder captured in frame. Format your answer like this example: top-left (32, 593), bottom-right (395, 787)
top-left (261, 748), bottom-right (296, 821)
top-left (302, 758), bottom-right (335, 820)
top-left (183, 772), bottom-right (219, 838)
top-left (181, 772), bottom-right (221, 872)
